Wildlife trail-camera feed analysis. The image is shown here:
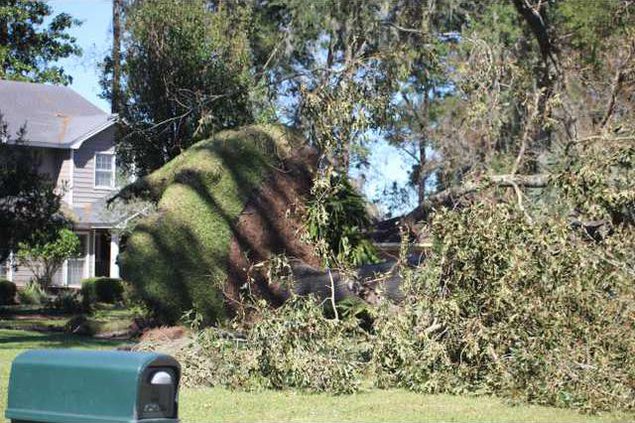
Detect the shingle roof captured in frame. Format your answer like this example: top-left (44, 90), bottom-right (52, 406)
top-left (0, 79), bottom-right (115, 149)
top-left (72, 196), bottom-right (121, 228)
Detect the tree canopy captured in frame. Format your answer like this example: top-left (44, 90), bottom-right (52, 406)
top-left (0, 0), bottom-right (81, 84)
top-left (0, 118), bottom-right (67, 263)
top-left (102, 0), bottom-right (269, 175)
top-left (106, 0), bottom-right (635, 255)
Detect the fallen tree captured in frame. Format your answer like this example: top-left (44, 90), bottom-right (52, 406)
top-left (371, 173), bottom-right (550, 243)
top-left (116, 125), bottom-right (322, 324)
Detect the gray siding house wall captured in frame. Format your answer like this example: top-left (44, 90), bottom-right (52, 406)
top-left (73, 126), bottom-right (117, 205)
top-left (0, 80), bottom-right (121, 287)
top-left (57, 150), bottom-right (73, 204)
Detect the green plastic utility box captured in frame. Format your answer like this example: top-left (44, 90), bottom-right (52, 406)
top-left (5, 349), bottom-right (181, 423)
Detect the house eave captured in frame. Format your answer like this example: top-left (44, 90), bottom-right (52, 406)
top-left (4, 140), bottom-right (69, 149)
top-left (69, 115), bottom-right (118, 150)
top-left (4, 115), bottom-right (118, 150)
top-left (72, 222), bottom-right (117, 230)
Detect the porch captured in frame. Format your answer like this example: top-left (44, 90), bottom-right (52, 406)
top-left (3, 229), bottom-right (120, 288)
top-left (52, 229), bottom-right (120, 287)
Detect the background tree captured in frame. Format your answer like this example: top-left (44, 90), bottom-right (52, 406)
top-left (0, 1), bottom-right (79, 261)
top-left (16, 229), bottom-right (80, 289)
top-left (102, 0), bottom-right (269, 175)
top-left (380, 1), bottom-right (465, 203)
top-left (396, 0), bottom-right (634, 230)
top-left (0, 117), bottom-right (67, 263)
top-left (0, 0), bottom-right (81, 84)
top-left (108, 0), bottom-right (634, 261)
top-left (254, 0), bottom-right (434, 173)
top-left (375, 0), bottom-right (632, 211)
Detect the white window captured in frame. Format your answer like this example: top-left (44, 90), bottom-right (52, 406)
top-left (66, 233), bottom-right (89, 286)
top-left (94, 153), bottom-right (115, 188)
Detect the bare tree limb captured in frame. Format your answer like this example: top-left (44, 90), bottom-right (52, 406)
top-left (511, 0), bottom-right (560, 155)
top-left (328, 269), bottom-right (339, 321)
top-left (600, 42), bottom-right (634, 129)
top-left (510, 0), bottom-right (558, 67)
top-left (404, 173), bottom-right (549, 223)
top-left (511, 91), bottom-right (541, 174)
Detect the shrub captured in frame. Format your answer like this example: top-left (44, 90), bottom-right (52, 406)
top-left (47, 290), bottom-right (85, 314)
top-left (64, 315), bottom-right (98, 336)
top-left (0, 279), bottom-right (17, 305)
top-left (81, 277), bottom-right (124, 304)
top-left (16, 229), bottom-right (80, 289)
top-left (121, 280), bottom-right (149, 315)
top-left (18, 281), bottom-right (47, 305)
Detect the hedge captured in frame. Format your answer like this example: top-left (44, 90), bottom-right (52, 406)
top-left (81, 277), bottom-right (124, 304)
top-left (0, 279), bottom-right (16, 305)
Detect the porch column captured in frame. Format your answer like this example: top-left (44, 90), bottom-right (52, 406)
top-left (110, 233), bottom-right (120, 279)
top-left (7, 251), bottom-right (14, 282)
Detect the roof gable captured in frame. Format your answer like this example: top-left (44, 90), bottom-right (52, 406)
top-left (0, 79), bottom-right (116, 149)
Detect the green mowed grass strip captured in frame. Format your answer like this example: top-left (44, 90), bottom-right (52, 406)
top-left (180, 389), bottom-right (633, 423)
top-left (0, 329), bottom-right (632, 423)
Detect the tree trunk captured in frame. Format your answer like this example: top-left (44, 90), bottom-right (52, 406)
top-left (417, 92), bottom-right (430, 204)
top-left (112, 0), bottom-right (123, 114)
top-left (417, 138), bottom-right (427, 203)
top-left (405, 173), bottom-right (549, 223)
top-left (511, 0), bottom-right (560, 168)
top-left (0, 19), bottom-right (8, 48)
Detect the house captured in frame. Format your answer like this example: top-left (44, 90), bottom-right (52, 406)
top-left (0, 79), bottom-right (121, 287)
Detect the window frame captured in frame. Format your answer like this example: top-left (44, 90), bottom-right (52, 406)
top-left (94, 153), bottom-right (116, 189)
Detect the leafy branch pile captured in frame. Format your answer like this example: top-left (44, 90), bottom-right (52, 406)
top-left (140, 137), bottom-right (633, 412)
top-left (374, 206), bottom-right (633, 412)
top-left (144, 229), bottom-right (633, 411)
top-left (139, 297), bottom-right (370, 395)
top-left (373, 136), bottom-right (634, 412)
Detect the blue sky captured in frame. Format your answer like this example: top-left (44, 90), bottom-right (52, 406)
top-left (47, 0), bottom-right (417, 216)
top-left (49, 0), bottom-right (112, 112)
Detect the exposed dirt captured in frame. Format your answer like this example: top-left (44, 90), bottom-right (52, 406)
top-left (226, 146), bottom-right (322, 311)
top-left (139, 326), bottom-right (189, 343)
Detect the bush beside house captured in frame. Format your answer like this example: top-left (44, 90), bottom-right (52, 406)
top-left (47, 289), bottom-right (85, 314)
top-left (81, 277), bottom-right (125, 304)
top-left (17, 282), bottom-right (48, 305)
top-left (0, 279), bottom-right (17, 305)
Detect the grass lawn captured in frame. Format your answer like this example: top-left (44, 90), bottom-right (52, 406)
top-left (0, 329), bottom-right (632, 423)
top-left (181, 389), bottom-right (633, 423)
top-left (0, 306), bottom-right (69, 331)
top-left (0, 304), bottom-right (137, 333)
